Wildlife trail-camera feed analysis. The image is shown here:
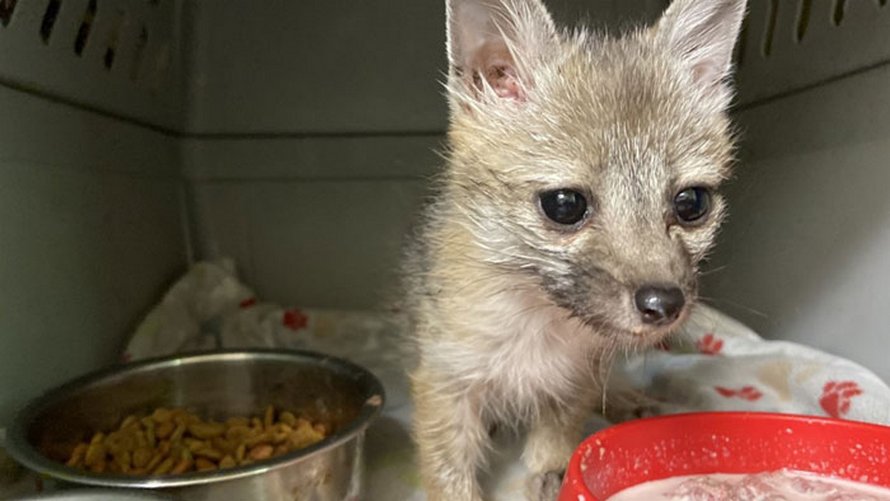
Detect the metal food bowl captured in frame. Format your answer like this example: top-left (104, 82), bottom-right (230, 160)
top-left (17, 489), bottom-right (174, 500)
top-left (6, 350), bottom-right (385, 501)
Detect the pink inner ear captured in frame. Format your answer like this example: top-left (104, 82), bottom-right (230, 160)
top-left (469, 41), bottom-right (527, 101)
top-left (488, 64), bottom-right (524, 100)
top-left (691, 60), bottom-right (722, 89)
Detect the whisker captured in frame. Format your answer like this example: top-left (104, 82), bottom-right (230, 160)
top-left (598, 338), bottom-right (619, 415)
top-left (698, 265), bottom-right (727, 277)
top-left (697, 295), bottom-right (769, 319)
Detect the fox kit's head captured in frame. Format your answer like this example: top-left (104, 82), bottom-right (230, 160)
top-left (443, 0), bottom-right (746, 342)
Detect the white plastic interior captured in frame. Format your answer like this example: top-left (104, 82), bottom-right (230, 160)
top-left (0, 0), bottom-right (887, 426)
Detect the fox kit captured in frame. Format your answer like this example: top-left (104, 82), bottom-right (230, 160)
top-left (404, 0), bottom-right (747, 499)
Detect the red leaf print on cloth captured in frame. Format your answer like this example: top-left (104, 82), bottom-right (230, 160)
top-left (282, 309), bottom-right (309, 331)
top-left (697, 333), bottom-right (724, 355)
top-left (819, 380), bottom-right (863, 418)
top-left (239, 297), bottom-right (257, 309)
top-left (715, 385), bottom-right (763, 401)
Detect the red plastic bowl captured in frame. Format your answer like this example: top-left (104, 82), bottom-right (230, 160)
top-left (559, 412), bottom-right (890, 501)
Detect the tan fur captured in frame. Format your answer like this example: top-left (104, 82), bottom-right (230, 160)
top-left (403, 1), bottom-right (747, 499)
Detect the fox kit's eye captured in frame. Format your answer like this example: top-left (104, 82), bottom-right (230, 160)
top-left (674, 187), bottom-right (711, 224)
top-left (540, 189), bottom-right (588, 226)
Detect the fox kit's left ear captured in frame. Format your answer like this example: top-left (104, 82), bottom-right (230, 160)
top-left (656, 0), bottom-right (748, 97)
top-left (446, 0), bottom-right (558, 103)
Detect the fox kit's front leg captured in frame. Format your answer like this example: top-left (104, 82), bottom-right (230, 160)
top-left (523, 392), bottom-right (598, 501)
top-left (412, 365), bottom-right (489, 501)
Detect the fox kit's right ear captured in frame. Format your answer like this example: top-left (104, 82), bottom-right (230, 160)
top-left (446, 0), bottom-right (557, 104)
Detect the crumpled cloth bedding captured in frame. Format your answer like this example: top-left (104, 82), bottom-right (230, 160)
top-left (122, 260), bottom-right (890, 500)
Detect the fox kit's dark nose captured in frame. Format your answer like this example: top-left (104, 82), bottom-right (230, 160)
top-left (634, 285), bottom-right (685, 326)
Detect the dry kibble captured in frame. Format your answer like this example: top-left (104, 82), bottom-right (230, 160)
top-left (264, 405), bottom-right (275, 430)
top-left (170, 422), bottom-right (187, 443)
top-left (226, 417), bottom-right (249, 428)
top-left (59, 405), bottom-right (330, 477)
top-left (288, 421), bottom-right (325, 450)
top-left (244, 430), bottom-right (270, 448)
top-left (135, 431), bottom-right (148, 449)
top-left (188, 422), bottom-right (225, 440)
top-left (183, 438), bottom-right (204, 452)
top-left (120, 415), bottom-right (139, 430)
top-left (145, 427), bottom-right (157, 448)
top-left (226, 425), bottom-right (251, 441)
top-left (170, 409), bottom-right (187, 424)
top-left (151, 408), bottom-right (173, 424)
top-left (211, 437), bottom-right (234, 455)
top-left (66, 443), bottom-right (88, 468)
top-left (195, 458), bottom-right (216, 471)
top-left (89, 459), bottom-right (107, 474)
top-left (153, 457), bottom-right (175, 475)
top-left (169, 443), bottom-right (186, 462)
top-left (279, 411), bottom-right (296, 427)
top-left (84, 441), bottom-right (106, 467)
top-left (248, 444), bottom-right (273, 461)
top-left (145, 452), bottom-right (164, 472)
top-left (158, 440), bottom-right (171, 457)
top-left (113, 450), bottom-right (132, 472)
top-left (171, 450), bottom-right (193, 475)
top-left (133, 448), bottom-right (152, 469)
top-left (155, 421), bottom-right (174, 439)
top-left (219, 455), bottom-right (236, 469)
top-left (105, 431), bottom-right (133, 454)
top-left (193, 447), bottom-right (222, 461)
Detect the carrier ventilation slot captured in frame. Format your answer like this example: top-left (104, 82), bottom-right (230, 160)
top-left (833, 0), bottom-right (847, 26)
top-left (0, 0), bottom-right (181, 129)
top-left (736, 0), bottom-right (890, 105)
top-left (797, 0), bottom-right (813, 41)
top-left (0, 0), bottom-right (16, 27)
top-left (754, 0), bottom-right (889, 60)
top-left (103, 10), bottom-right (127, 69)
top-left (40, 0), bottom-right (61, 43)
top-left (74, 0), bottom-right (97, 56)
top-left (762, 0), bottom-right (779, 56)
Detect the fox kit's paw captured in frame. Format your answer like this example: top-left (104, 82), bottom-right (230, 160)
top-left (602, 389), bottom-right (663, 423)
top-left (426, 493), bottom-right (484, 501)
top-left (525, 470), bottom-right (564, 501)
